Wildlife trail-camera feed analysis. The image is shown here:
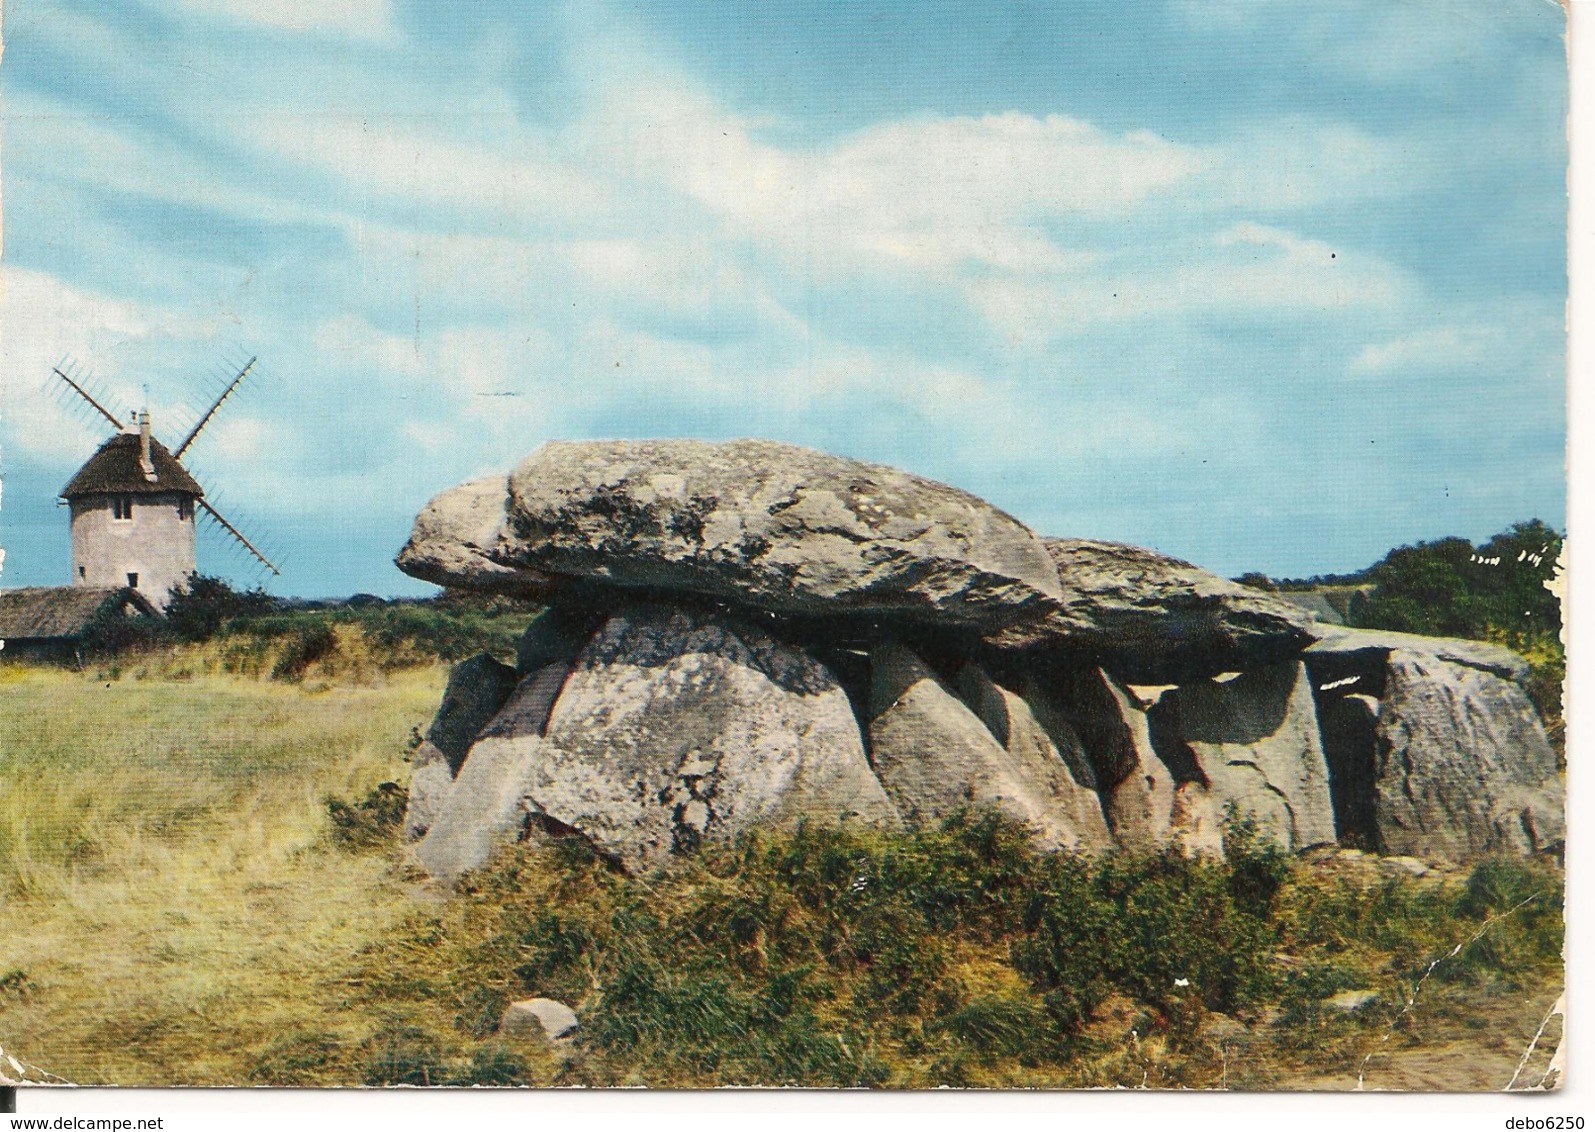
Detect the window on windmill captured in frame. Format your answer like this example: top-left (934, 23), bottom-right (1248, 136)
top-left (127, 572), bottom-right (139, 589)
top-left (112, 495), bottom-right (134, 521)
top-left (177, 499), bottom-right (194, 521)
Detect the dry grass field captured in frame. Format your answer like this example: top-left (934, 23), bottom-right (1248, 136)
top-left (0, 661), bottom-right (448, 1084)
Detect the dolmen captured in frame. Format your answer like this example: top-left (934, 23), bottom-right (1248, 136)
top-left (394, 439), bottom-right (1564, 882)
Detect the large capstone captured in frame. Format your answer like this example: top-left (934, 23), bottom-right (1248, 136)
top-left (1303, 624), bottom-right (1532, 687)
top-left (417, 438), bottom-right (1064, 635)
top-left (395, 475), bottom-right (563, 598)
top-left (987, 539), bottom-right (1316, 683)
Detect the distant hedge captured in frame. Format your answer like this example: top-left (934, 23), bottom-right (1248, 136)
top-left (1238, 519), bottom-right (1562, 651)
top-left (84, 575), bottom-right (543, 673)
top-left (1235, 520), bottom-right (1565, 750)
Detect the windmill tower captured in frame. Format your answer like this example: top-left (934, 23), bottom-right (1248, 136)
top-left (52, 359), bottom-right (279, 610)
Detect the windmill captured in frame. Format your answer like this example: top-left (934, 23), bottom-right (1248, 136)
top-left (51, 356), bottom-right (279, 610)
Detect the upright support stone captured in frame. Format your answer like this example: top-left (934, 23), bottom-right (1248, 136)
top-left (952, 663), bottom-right (1113, 851)
top-left (412, 663), bottom-right (574, 882)
top-left (426, 653), bottom-right (520, 775)
top-left (532, 603), bottom-right (898, 872)
top-left (401, 742), bottom-right (455, 843)
top-left (401, 651), bottom-right (519, 842)
top-left (1057, 668), bottom-right (1178, 851)
top-left (1147, 662), bottom-right (1336, 851)
top-left (868, 643), bottom-right (1109, 851)
top-left (1373, 654), bottom-right (1563, 859)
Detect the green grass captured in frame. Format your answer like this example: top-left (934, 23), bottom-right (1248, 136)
top-left (66, 603), bottom-right (538, 690)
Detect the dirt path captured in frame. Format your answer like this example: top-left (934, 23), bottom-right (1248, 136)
top-left (1269, 978), bottom-right (1564, 1092)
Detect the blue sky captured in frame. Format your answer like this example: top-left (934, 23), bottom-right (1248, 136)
top-left (0, 0), bottom-right (1567, 597)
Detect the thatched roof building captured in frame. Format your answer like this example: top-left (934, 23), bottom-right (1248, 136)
top-left (60, 431), bottom-right (204, 500)
top-left (0, 586), bottom-right (158, 657)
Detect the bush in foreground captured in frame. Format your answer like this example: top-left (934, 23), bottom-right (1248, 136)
top-left (342, 810), bottom-right (1563, 1088)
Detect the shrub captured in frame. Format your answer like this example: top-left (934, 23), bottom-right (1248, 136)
top-left (1275, 961), bottom-right (1374, 1026)
top-left (353, 807), bottom-right (1566, 1088)
top-left (326, 782), bottom-right (407, 848)
top-left (1222, 809), bottom-right (1293, 917)
top-left (386, 811), bottom-right (1302, 1083)
top-left (79, 607), bottom-right (162, 656)
top-left (936, 993), bottom-right (1048, 1061)
top-left (163, 575), bottom-right (276, 643)
top-left (453, 1044), bottom-right (530, 1087)
top-left (360, 1026), bottom-right (454, 1086)
top-left (1459, 856), bottom-right (1551, 919)
top-left (0, 968), bottom-right (32, 999)
top-left (1446, 857), bottom-right (1564, 983)
top-left (271, 623), bottom-right (338, 681)
top-left (13, 576), bottom-right (542, 678)
top-left (248, 1031), bottom-right (344, 1085)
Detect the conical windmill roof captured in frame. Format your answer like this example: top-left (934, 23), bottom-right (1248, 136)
top-left (60, 432), bottom-right (205, 499)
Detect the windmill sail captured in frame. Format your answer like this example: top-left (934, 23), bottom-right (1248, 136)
top-left (52, 365), bottom-right (126, 430)
top-left (174, 356), bottom-right (256, 459)
top-left (197, 499), bottom-right (280, 575)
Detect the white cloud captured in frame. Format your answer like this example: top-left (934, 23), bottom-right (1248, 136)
top-left (1213, 121), bottom-right (1429, 210)
top-left (168, 0), bottom-right (399, 44)
top-left (0, 267), bottom-right (161, 459)
top-left (249, 116), bottom-right (616, 228)
top-left (563, 238), bottom-right (804, 340)
top-left (313, 315), bottom-right (426, 381)
top-left (1351, 309), bottom-right (1563, 379)
top-left (5, 95), bottom-right (333, 233)
top-left (1194, 222), bottom-right (1405, 309)
top-left (825, 116), bottom-right (1204, 222)
top-left (200, 415), bottom-right (268, 462)
top-left (967, 221), bottom-right (1412, 350)
top-left (1352, 325), bottom-right (1500, 375)
top-left (601, 86), bottom-right (1207, 279)
top-left (1171, 0), bottom-right (1551, 87)
top-left (433, 324), bottom-right (562, 404)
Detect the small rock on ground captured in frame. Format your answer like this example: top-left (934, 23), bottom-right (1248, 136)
top-left (1326, 989), bottom-right (1381, 1013)
top-left (501, 998), bottom-right (580, 1040)
top-left (1379, 855), bottom-right (1432, 878)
